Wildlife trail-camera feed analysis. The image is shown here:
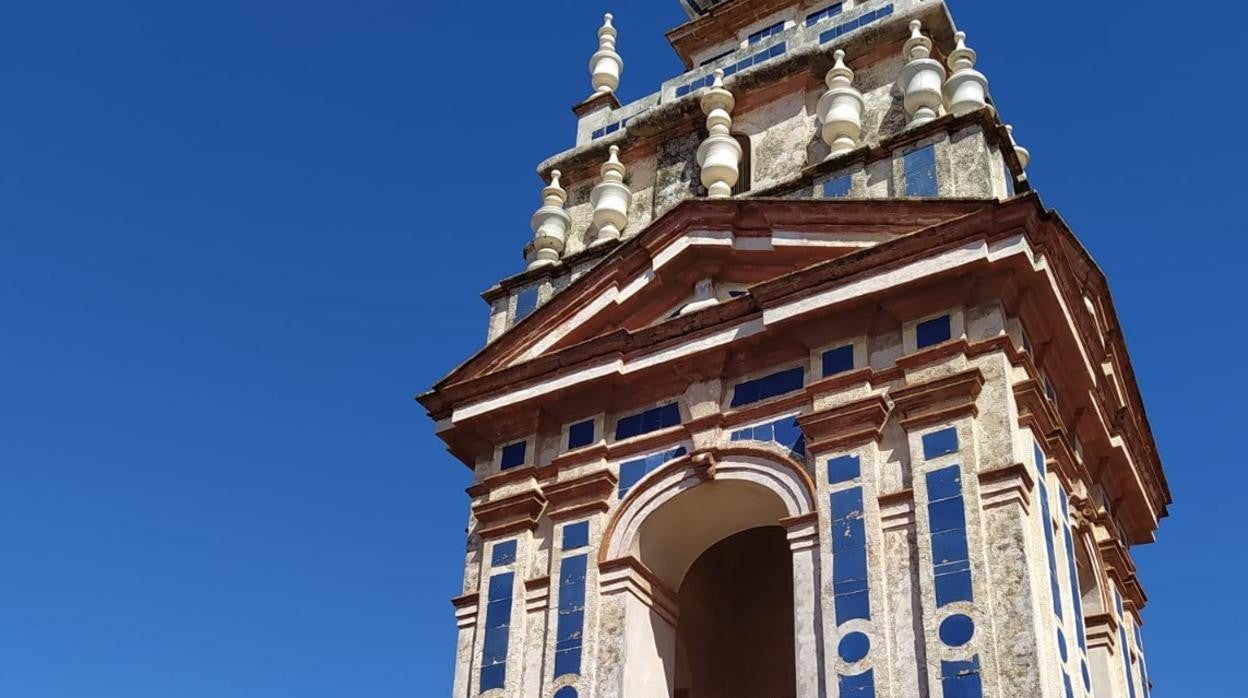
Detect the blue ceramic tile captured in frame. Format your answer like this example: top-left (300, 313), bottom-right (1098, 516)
top-left (562, 521), bottom-right (590, 550)
top-left (491, 540), bottom-right (517, 566)
top-left (916, 313), bottom-right (951, 348)
top-left (500, 440), bottom-right (527, 470)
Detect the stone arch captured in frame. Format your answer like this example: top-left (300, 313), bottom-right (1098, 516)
top-left (596, 446), bottom-right (822, 698)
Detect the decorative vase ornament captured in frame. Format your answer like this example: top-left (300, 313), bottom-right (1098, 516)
top-left (897, 20), bottom-right (946, 127)
top-left (943, 32), bottom-right (989, 116)
top-left (525, 170), bottom-right (571, 270)
top-left (696, 70), bottom-right (742, 199)
top-left (590, 146), bottom-right (631, 246)
top-left (817, 50), bottom-right (865, 159)
top-left (589, 14), bottom-right (623, 96)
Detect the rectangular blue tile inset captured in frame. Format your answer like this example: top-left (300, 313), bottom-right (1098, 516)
top-left (922, 426), bottom-right (959, 460)
top-left (904, 145), bottom-right (938, 197)
top-left (615, 402), bottom-right (681, 440)
top-left (822, 343), bottom-right (854, 376)
top-left (916, 313), bottom-right (952, 348)
top-left (567, 419), bottom-right (595, 450)
top-left (823, 174), bottom-right (852, 198)
top-left (806, 3), bottom-right (844, 27)
top-left (940, 656), bottom-right (983, 698)
top-left (618, 447), bottom-right (688, 499)
top-left (491, 540), bottom-right (517, 566)
top-left (480, 571), bottom-right (514, 692)
top-left (562, 521), bottom-right (590, 551)
top-left (828, 454), bottom-right (860, 484)
top-left (830, 486), bottom-right (870, 622)
top-left (731, 366), bottom-right (805, 407)
top-left (500, 441), bottom-right (527, 470)
top-left (839, 668), bottom-right (876, 697)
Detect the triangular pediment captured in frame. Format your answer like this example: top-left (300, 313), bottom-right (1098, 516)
top-left (433, 198), bottom-right (998, 392)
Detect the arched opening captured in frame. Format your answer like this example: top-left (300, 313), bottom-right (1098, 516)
top-left (600, 453), bottom-right (817, 697)
top-left (1076, 536), bottom-right (1105, 614)
top-left (673, 526), bottom-right (796, 698)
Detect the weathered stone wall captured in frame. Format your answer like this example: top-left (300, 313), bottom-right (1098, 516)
top-left (452, 300), bottom-right (1143, 697)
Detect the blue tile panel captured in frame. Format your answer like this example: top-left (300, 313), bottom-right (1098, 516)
top-left (567, 419), bottom-right (595, 450)
top-left (729, 415), bottom-right (805, 457)
top-left (830, 487), bottom-right (870, 622)
top-left (618, 447), bottom-right (688, 498)
top-left (828, 454), bottom-right (861, 485)
top-left (562, 521), bottom-right (590, 551)
top-left (500, 441), bottom-right (527, 470)
top-left (940, 656), bottom-right (983, 698)
top-left (614, 403), bottom-right (681, 440)
top-left (904, 145), bottom-right (938, 197)
top-left (823, 174), bottom-right (852, 198)
top-left (748, 20), bottom-right (785, 45)
top-left (552, 689), bottom-right (578, 698)
top-left (1135, 628), bottom-right (1152, 698)
top-left (819, 4), bottom-right (894, 43)
top-left (491, 540), bottom-right (517, 566)
top-left (916, 314), bottom-right (952, 348)
top-left (922, 426), bottom-right (959, 460)
top-left (1060, 493), bottom-right (1089, 654)
top-left (675, 42), bottom-right (787, 97)
top-left (515, 286), bottom-right (538, 321)
top-left (806, 3), bottom-right (844, 26)
top-left (822, 343), bottom-right (854, 376)
top-left (1032, 442), bottom-right (1064, 619)
top-left (927, 465), bottom-right (973, 607)
top-left (480, 572), bottom-right (514, 692)
top-left (590, 108), bottom-right (649, 141)
top-left (730, 366), bottom-right (805, 407)
top-left (839, 668), bottom-right (876, 697)
top-left (553, 553), bottom-right (588, 678)
top-left (1116, 589), bottom-right (1137, 698)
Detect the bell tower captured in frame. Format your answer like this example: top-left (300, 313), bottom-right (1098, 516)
top-left (420, 1), bottom-right (1169, 697)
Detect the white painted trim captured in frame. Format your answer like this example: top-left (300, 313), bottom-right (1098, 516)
top-left (456, 235), bottom-right (1059, 424)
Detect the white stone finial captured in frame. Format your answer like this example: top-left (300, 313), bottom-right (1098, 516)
top-left (897, 20), bottom-right (946, 128)
top-left (526, 169), bottom-right (571, 270)
top-left (1006, 125), bottom-right (1030, 170)
top-left (943, 31), bottom-right (990, 116)
top-left (696, 69), bottom-right (742, 199)
top-left (589, 13), bottom-right (624, 96)
top-left (590, 145), bottom-right (631, 246)
top-left (816, 49), bottom-right (865, 159)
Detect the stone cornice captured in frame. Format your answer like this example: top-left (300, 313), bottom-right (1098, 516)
top-left (471, 489), bottom-right (547, 540)
top-left (977, 462), bottom-right (1035, 513)
top-left (797, 393), bottom-right (892, 452)
top-left (599, 555), bottom-right (680, 627)
top-left (542, 470), bottom-right (618, 522)
top-left (889, 367), bottom-right (984, 430)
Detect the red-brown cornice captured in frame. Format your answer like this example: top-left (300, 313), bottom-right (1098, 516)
top-left (471, 489), bottom-right (547, 540)
top-left (797, 393), bottom-right (892, 453)
top-left (890, 367), bottom-right (984, 430)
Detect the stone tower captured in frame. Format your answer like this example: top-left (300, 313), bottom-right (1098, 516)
top-left (418, 1), bottom-right (1169, 697)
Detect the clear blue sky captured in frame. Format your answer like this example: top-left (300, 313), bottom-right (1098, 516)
top-left (1, 0), bottom-right (1241, 695)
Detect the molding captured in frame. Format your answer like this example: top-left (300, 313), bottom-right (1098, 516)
top-left (471, 489), bottom-right (547, 539)
top-left (890, 367), bottom-right (984, 430)
top-left (798, 393), bottom-right (892, 452)
top-left (977, 462), bottom-right (1035, 513)
top-left (599, 555), bottom-right (680, 628)
top-left (542, 469), bottom-right (618, 522)
top-left (879, 489), bottom-right (916, 533)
